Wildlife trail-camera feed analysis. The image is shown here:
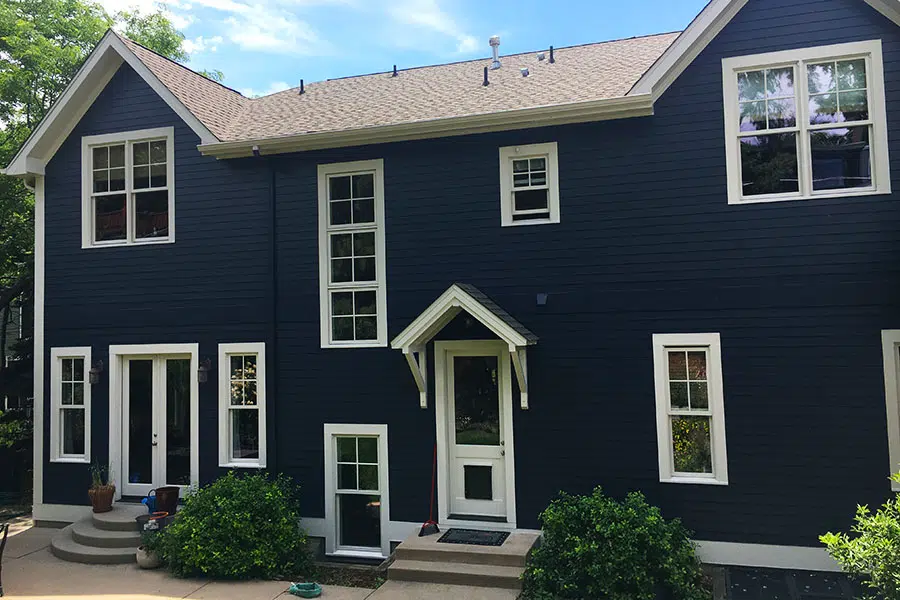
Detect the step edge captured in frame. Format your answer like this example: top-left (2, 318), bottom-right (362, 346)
top-left (395, 547), bottom-right (526, 567)
top-left (388, 559), bottom-right (524, 576)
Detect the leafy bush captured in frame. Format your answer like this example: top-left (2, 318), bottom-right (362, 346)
top-left (522, 487), bottom-right (708, 600)
top-left (821, 474), bottom-right (900, 600)
top-left (152, 471), bottom-right (312, 579)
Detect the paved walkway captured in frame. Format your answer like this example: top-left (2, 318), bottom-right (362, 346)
top-left (1, 522), bottom-right (517, 600)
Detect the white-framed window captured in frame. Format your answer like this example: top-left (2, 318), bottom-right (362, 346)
top-left (317, 160), bottom-right (387, 348)
top-left (218, 342), bottom-right (266, 468)
top-left (50, 347), bottom-right (92, 463)
top-left (499, 142), bottom-right (560, 226)
top-left (81, 127), bottom-right (175, 247)
top-left (323, 424), bottom-right (390, 559)
top-left (882, 330), bottom-right (900, 491)
top-left (652, 333), bottom-right (728, 485)
top-left (723, 40), bottom-right (890, 205)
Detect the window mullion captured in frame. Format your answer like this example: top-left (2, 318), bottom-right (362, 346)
top-left (126, 141), bottom-right (134, 243)
top-left (796, 61), bottom-right (812, 198)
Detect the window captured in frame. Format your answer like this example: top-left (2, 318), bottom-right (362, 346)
top-left (50, 347), bottom-right (92, 462)
top-left (652, 334), bottom-right (728, 484)
top-left (218, 343), bottom-right (266, 468)
top-left (723, 40), bottom-right (890, 204)
top-left (81, 127), bottom-right (175, 247)
top-left (323, 424), bottom-right (390, 558)
top-left (317, 160), bottom-right (387, 348)
top-left (499, 142), bottom-right (560, 226)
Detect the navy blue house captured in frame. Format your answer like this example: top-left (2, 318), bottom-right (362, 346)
top-left (7, 0), bottom-right (900, 570)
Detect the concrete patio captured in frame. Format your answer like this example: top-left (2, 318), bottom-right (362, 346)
top-left (1, 520), bottom-right (518, 600)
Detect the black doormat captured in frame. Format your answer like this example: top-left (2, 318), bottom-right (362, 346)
top-left (437, 528), bottom-right (510, 546)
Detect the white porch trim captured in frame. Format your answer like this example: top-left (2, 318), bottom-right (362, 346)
top-left (107, 343), bottom-right (200, 498)
top-left (391, 284), bottom-right (537, 409)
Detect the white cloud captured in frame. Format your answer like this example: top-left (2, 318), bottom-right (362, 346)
top-left (224, 9), bottom-right (326, 55)
top-left (238, 80), bottom-right (292, 98)
top-left (181, 34), bottom-right (223, 54)
top-left (386, 0), bottom-right (478, 55)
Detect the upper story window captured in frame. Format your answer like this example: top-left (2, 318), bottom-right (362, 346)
top-left (499, 142), bottom-right (560, 226)
top-left (81, 127), bottom-right (175, 247)
top-left (723, 40), bottom-right (890, 205)
top-left (317, 160), bottom-right (387, 348)
top-left (652, 333), bottom-right (728, 485)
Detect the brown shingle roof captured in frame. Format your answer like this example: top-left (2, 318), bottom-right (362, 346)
top-left (120, 31), bottom-right (679, 143)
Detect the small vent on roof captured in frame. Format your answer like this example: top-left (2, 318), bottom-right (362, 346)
top-left (299, 79), bottom-right (305, 94)
top-left (537, 52), bottom-right (545, 61)
top-left (520, 68), bottom-right (529, 77)
top-left (489, 35), bottom-right (501, 70)
top-left (549, 46), bottom-right (555, 63)
top-left (392, 64), bottom-right (398, 77)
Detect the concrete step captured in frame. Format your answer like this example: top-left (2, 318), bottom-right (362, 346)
top-left (388, 559), bottom-right (524, 590)
top-left (50, 525), bottom-right (137, 564)
top-left (395, 531), bottom-right (539, 568)
top-left (71, 518), bottom-right (142, 548)
top-left (91, 504), bottom-right (145, 532)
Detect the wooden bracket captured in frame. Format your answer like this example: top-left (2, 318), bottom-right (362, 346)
top-left (510, 346), bottom-right (529, 410)
top-left (404, 347), bottom-right (428, 408)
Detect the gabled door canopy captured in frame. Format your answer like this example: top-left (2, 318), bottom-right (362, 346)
top-left (391, 283), bottom-right (538, 410)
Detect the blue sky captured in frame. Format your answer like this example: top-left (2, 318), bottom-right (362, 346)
top-left (106, 0), bottom-right (710, 97)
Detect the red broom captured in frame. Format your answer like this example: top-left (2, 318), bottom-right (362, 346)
top-left (419, 443), bottom-right (440, 536)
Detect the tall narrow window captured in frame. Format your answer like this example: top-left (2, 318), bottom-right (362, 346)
top-left (324, 424), bottom-right (390, 558)
top-left (723, 40), bottom-right (890, 204)
top-left (218, 343), bottom-right (266, 468)
top-left (317, 160), bottom-right (387, 348)
top-left (652, 334), bottom-right (728, 484)
top-left (50, 347), bottom-right (92, 462)
top-left (499, 142), bottom-right (560, 226)
top-left (81, 127), bottom-right (175, 247)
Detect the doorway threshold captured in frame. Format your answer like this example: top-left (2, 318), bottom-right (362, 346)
top-left (447, 514), bottom-right (508, 524)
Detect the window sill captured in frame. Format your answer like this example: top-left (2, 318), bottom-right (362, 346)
top-left (50, 456), bottom-right (90, 464)
top-left (660, 476), bottom-right (728, 486)
top-left (328, 548), bottom-right (386, 560)
top-left (322, 341), bottom-right (387, 349)
top-left (220, 462), bottom-right (265, 469)
top-left (730, 186), bottom-right (891, 205)
top-left (82, 238), bottom-right (175, 250)
top-left (501, 217), bottom-right (560, 228)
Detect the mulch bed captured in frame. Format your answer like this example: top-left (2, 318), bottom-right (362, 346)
top-left (310, 563), bottom-right (386, 589)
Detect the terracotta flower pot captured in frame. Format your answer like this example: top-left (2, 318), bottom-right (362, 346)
top-left (88, 485), bottom-right (116, 513)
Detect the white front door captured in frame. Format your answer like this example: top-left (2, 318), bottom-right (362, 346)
top-left (121, 355), bottom-right (192, 497)
top-left (436, 341), bottom-right (515, 523)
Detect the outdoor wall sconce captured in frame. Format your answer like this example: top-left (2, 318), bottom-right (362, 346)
top-left (198, 358), bottom-right (212, 383)
top-left (89, 360), bottom-right (104, 385)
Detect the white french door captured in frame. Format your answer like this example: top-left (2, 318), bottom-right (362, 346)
top-left (436, 341), bottom-right (516, 525)
top-left (121, 355), bottom-right (192, 497)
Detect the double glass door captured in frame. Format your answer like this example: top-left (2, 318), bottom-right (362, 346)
top-left (122, 355), bottom-right (192, 496)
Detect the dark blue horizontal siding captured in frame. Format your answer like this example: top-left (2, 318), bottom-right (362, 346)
top-left (41, 0), bottom-right (900, 548)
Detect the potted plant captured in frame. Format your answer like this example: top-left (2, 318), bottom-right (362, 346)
top-left (136, 531), bottom-right (163, 569)
top-left (88, 462), bottom-right (115, 513)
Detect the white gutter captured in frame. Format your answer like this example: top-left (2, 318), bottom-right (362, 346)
top-left (198, 94), bottom-right (654, 159)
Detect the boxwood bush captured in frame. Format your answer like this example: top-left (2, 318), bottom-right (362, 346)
top-left (522, 487), bottom-right (708, 600)
top-left (150, 471), bottom-right (312, 579)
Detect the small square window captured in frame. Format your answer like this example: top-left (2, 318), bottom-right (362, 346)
top-left (499, 142), bottom-right (560, 226)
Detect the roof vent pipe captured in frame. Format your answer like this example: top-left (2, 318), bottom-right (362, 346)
top-left (392, 64), bottom-right (398, 77)
top-left (489, 35), bottom-right (501, 70)
top-left (549, 46), bottom-right (555, 63)
top-left (299, 79), bottom-right (305, 94)
top-left (483, 66), bottom-right (489, 86)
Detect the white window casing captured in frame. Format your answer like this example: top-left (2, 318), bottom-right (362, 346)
top-left (50, 346), bottom-right (92, 463)
top-left (81, 127), bottom-right (175, 247)
top-left (652, 333), bottom-right (728, 485)
top-left (882, 330), bottom-right (900, 491)
top-left (218, 342), bottom-right (267, 468)
top-left (317, 159), bottom-right (388, 348)
top-left (499, 142), bottom-right (560, 226)
top-left (723, 40), bottom-right (890, 205)
top-left (323, 423), bottom-right (391, 559)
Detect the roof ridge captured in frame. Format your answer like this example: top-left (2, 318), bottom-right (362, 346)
top-left (255, 29), bottom-right (683, 98)
top-left (112, 30), bottom-right (247, 99)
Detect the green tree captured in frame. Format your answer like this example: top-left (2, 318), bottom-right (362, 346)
top-left (116, 8), bottom-right (187, 62)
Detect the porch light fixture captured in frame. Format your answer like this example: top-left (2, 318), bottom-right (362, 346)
top-left (198, 358), bottom-right (212, 383)
top-left (88, 360), bottom-right (104, 385)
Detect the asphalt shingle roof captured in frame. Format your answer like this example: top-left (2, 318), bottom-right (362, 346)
top-left (118, 31), bottom-right (680, 143)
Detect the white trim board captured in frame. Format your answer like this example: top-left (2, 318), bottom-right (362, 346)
top-left (882, 330), bottom-right (900, 491)
top-left (629, 0), bottom-right (900, 102)
top-left (32, 176), bottom-right (46, 507)
top-left (3, 31), bottom-right (216, 177)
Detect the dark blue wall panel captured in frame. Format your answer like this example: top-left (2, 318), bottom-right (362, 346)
top-left (42, 0), bottom-right (900, 549)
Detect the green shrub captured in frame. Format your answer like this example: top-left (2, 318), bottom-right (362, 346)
top-left (152, 471), bottom-right (312, 580)
top-left (821, 474), bottom-right (900, 600)
top-left (522, 487), bottom-right (708, 600)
